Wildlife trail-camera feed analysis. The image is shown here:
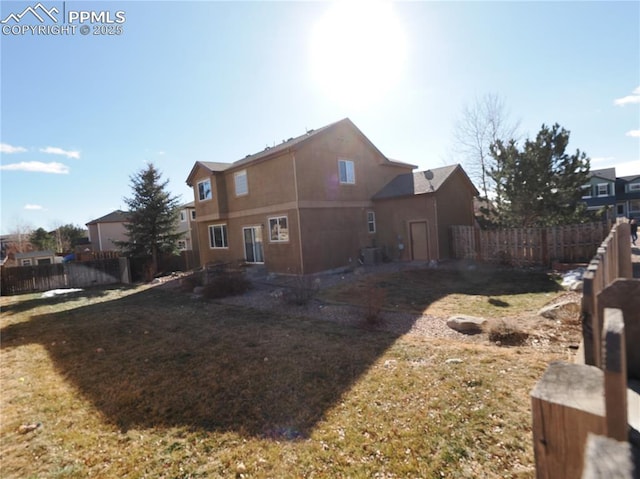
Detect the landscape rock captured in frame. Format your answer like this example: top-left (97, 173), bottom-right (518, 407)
top-left (446, 315), bottom-right (486, 334)
top-left (538, 300), bottom-right (580, 320)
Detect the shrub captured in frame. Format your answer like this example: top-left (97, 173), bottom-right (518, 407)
top-left (201, 271), bottom-right (251, 299)
top-left (485, 318), bottom-right (529, 346)
top-left (283, 275), bottom-right (319, 306)
top-left (362, 279), bottom-right (387, 325)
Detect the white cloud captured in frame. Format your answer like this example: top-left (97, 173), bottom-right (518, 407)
top-left (614, 86), bottom-right (640, 106)
top-left (40, 146), bottom-right (80, 159)
top-left (625, 130), bottom-right (640, 138)
top-left (24, 204), bottom-right (44, 210)
top-left (0, 143), bottom-right (27, 154)
top-left (0, 161), bottom-right (70, 174)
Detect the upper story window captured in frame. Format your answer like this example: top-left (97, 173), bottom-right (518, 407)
top-left (190, 210), bottom-right (196, 220)
top-left (198, 179), bottom-right (212, 202)
top-left (177, 240), bottom-right (187, 250)
top-left (581, 185), bottom-right (592, 199)
top-left (597, 183), bottom-right (610, 197)
top-left (338, 159), bottom-right (355, 184)
top-left (629, 182), bottom-right (640, 192)
top-left (367, 211), bottom-right (376, 233)
top-left (235, 170), bottom-right (248, 196)
top-left (269, 216), bottom-right (289, 242)
top-left (180, 211), bottom-right (187, 222)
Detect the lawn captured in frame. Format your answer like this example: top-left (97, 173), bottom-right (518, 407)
top-left (0, 267), bottom-right (575, 478)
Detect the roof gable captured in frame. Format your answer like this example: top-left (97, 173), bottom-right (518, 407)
top-left (589, 168), bottom-right (616, 182)
top-left (373, 164), bottom-right (477, 200)
top-left (86, 210), bottom-right (130, 225)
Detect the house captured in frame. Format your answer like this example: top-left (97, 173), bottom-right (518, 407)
top-left (582, 168), bottom-right (640, 220)
top-left (615, 174), bottom-right (640, 219)
top-left (86, 210), bottom-right (130, 252)
top-left (13, 250), bottom-right (59, 266)
top-left (582, 168), bottom-right (617, 215)
top-left (186, 118), bottom-right (478, 275)
top-left (177, 201), bottom-right (201, 269)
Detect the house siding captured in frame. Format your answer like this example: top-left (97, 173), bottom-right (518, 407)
top-left (434, 171), bottom-right (477, 258)
top-left (375, 196), bottom-right (438, 261)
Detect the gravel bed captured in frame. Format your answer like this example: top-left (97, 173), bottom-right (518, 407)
top-left (216, 262), bottom-right (479, 342)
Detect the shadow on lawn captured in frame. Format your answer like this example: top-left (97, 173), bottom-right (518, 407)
top-left (1, 286), bottom-right (400, 438)
top-left (0, 264), bottom-right (562, 439)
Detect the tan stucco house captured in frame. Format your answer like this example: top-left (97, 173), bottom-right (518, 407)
top-left (86, 210), bottom-right (130, 252)
top-left (186, 118), bottom-right (478, 275)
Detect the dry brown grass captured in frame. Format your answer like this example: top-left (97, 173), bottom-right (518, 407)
top-left (0, 275), bottom-right (572, 478)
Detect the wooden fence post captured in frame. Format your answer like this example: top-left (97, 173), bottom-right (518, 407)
top-left (617, 223), bottom-right (632, 279)
top-left (597, 278), bottom-right (640, 381)
top-left (602, 308), bottom-right (628, 441)
top-left (531, 362), bottom-right (606, 479)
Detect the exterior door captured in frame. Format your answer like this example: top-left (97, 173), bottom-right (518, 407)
top-left (410, 221), bottom-right (429, 260)
top-left (243, 227), bottom-right (264, 263)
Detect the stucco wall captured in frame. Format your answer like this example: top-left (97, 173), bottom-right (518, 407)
top-left (434, 172), bottom-right (476, 258)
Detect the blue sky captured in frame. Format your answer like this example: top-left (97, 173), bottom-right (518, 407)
top-left (1, 0), bottom-right (638, 235)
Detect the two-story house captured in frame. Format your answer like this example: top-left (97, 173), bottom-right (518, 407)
top-left (582, 168), bottom-right (640, 220)
top-left (615, 174), bottom-right (640, 219)
top-left (186, 118), bottom-right (478, 275)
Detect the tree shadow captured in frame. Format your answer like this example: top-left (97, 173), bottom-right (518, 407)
top-left (0, 262), bottom-right (563, 439)
top-left (1, 287), bottom-right (399, 438)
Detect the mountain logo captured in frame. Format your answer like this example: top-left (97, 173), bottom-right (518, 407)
top-left (1, 3), bottom-right (59, 24)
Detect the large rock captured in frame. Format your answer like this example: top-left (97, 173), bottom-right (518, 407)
top-left (447, 315), bottom-right (486, 334)
top-left (539, 300), bottom-right (580, 320)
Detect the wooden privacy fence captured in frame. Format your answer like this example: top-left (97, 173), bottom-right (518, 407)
top-left (1, 258), bottom-right (131, 295)
top-left (530, 222), bottom-right (639, 479)
top-left (450, 222), bottom-right (610, 266)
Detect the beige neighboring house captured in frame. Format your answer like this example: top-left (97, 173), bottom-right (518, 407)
top-left (14, 250), bottom-right (60, 266)
top-left (177, 202), bottom-right (201, 268)
top-left (86, 210), bottom-right (130, 252)
top-left (186, 118), bottom-right (478, 275)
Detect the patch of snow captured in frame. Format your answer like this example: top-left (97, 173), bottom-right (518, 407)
top-left (41, 288), bottom-right (84, 298)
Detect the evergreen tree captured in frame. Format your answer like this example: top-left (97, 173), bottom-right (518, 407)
top-left (489, 123), bottom-right (591, 227)
top-left (30, 227), bottom-right (56, 251)
top-left (117, 163), bottom-right (182, 276)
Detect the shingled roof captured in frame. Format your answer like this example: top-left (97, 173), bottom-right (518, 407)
top-left (186, 118), bottom-right (416, 186)
top-left (86, 210), bottom-right (130, 225)
top-left (373, 164), bottom-right (473, 200)
top-left (589, 168), bottom-right (616, 182)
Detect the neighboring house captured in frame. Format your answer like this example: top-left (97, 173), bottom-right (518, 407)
top-left (615, 174), bottom-right (640, 219)
top-left (582, 168), bottom-right (640, 220)
top-left (186, 118), bottom-right (478, 275)
top-left (86, 210), bottom-right (130, 252)
top-left (13, 250), bottom-right (59, 267)
top-left (177, 201), bottom-right (201, 268)
top-left (86, 207), bottom-right (200, 264)
top-left (582, 168), bottom-right (617, 215)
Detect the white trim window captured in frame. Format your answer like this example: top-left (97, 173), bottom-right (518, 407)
top-left (268, 216), bottom-right (289, 242)
top-left (629, 182), bottom-right (640, 192)
top-left (581, 184), bottom-right (592, 199)
top-left (367, 211), bottom-right (376, 233)
top-left (208, 224), bottom-right (228, 248)
top-left (597, 183), bottom-right (609, 197)
top-left (234, 169), bottom-right (248, 196)
top-left (177, 240), bottom-right (187, 250)
top-left (180, 211), bottom-right (187, 222)
top-left (21, 259), bottom-right (32, 266)
top-left (338, 159), bottom-right (355, 184)
top-left (198, 179), bottom-right (212, 201)
top-left (190, 210), bottom-right (196, 220)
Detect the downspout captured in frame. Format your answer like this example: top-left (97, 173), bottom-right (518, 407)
top-left (97, 223), bottom-right (103, 251)
top-left (292, 152), bottom-right (304, 275)
top-left (433, 196), bottom-right (439, 259)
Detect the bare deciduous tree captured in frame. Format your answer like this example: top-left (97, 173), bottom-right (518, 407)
top-left (452, 93), bottom-right (521, 199)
